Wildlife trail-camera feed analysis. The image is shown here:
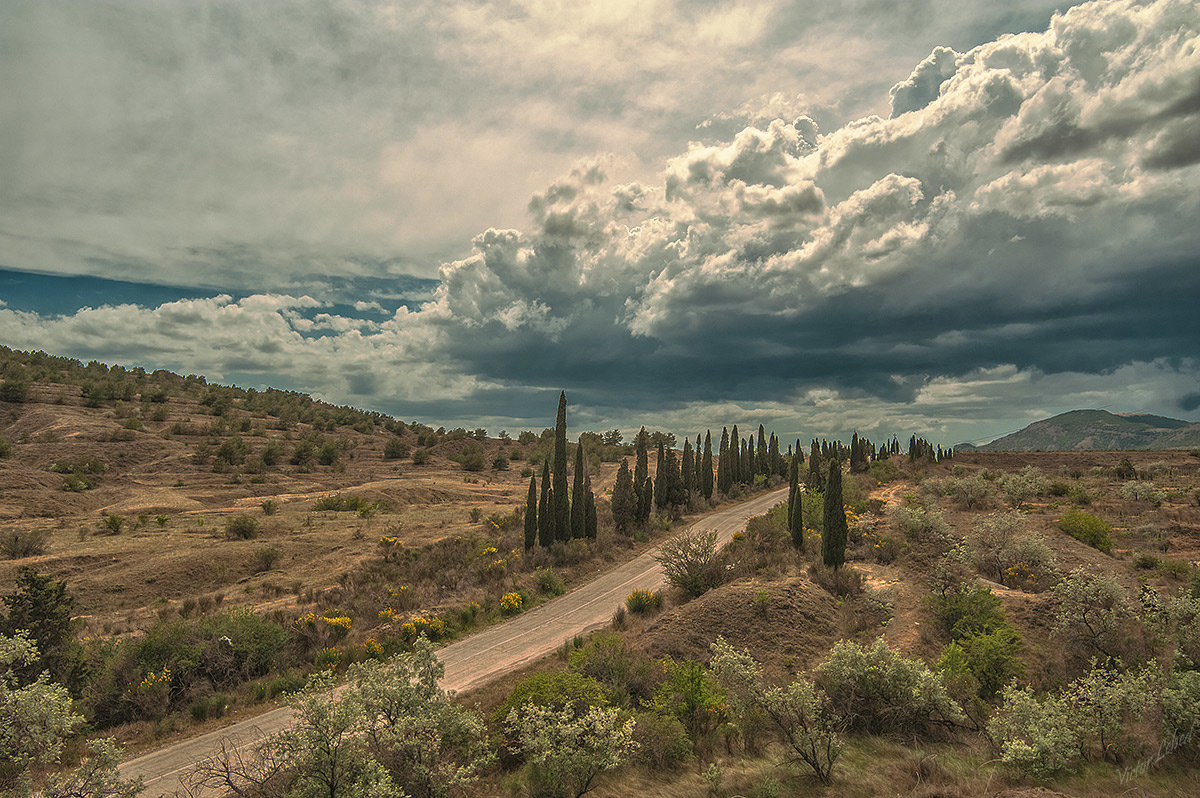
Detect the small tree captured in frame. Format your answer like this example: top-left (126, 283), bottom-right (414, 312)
top-left (821, 461), bottom-right (847, 570)
top-left (709, 638), bottom-right (841, 785)
top-left (655, 528), bottom-right (723, 598)
top-left (787, 456), bottom-right (803, 551)
top-left (1, 567), bottom-right (82, 692)
top-left (525, 476), bottom-right (538, 551)
top-left (1, 633), bottom-right (140, 797)
top-left (507, 703), bottom-right (637, 798)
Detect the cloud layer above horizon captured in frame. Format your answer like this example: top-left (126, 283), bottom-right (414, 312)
top-left (2, 0), bottom-right (1198, 443)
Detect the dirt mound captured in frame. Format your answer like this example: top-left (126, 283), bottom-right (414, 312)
top-left (637, 576), bottom-right (839, 673)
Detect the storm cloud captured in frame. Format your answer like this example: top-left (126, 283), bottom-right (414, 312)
top-left (1, 0), bottom-right (1198, 443)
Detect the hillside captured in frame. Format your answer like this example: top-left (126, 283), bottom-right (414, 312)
top-left (964, 409), bottom-right (1200, 451)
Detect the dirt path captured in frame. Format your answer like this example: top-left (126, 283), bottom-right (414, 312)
top-left (119, 488), bottom-right (789, 797)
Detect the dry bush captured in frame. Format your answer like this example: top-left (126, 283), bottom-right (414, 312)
top-left (0, 528), bottom-right (50, 559)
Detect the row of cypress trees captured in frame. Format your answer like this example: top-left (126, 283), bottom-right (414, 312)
top-left (520, 393), bottom-right (940, 558)
top-left (523, 392), bottom-right (598, 550)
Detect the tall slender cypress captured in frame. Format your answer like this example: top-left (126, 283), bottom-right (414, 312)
top-left (571, 441), bottom-right (586, 539)
top-left (538, 460), bottom-right (553, 547)
top-left (756, 425), bottom-right (768, 477)
top-left (806, 439), bottom-right (824, 493)
top-left (681, 438), bottom-right (694, 496)
top-left (702, 430), bottom-right (714, 500)
top-left (787, 456), bottom-right (803, 551)
top-left (553, 391), bottom-right (570, 542)
top-left (584, 474), bottom-right (597, 539)
top-left (717, 427), bottom-right (730, 495)
top-left (724, 427), bottom-right (734, 482)
top-left (611, 459), bottom-right (637, 533)
top-left (524, 475), bottom-right (538, 550)
top-left (634, 427), bottom-right (651, 522)
top-left (654, 441), bottom-right (667, 510)
top-left (822, 460), bottom-right (847, 569)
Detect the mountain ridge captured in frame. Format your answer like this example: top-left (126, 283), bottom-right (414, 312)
top-left (959, 409), bottom-right (1200, 451)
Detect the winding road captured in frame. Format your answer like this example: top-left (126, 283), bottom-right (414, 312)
top-left (119, 488), bottom-right (788, 796)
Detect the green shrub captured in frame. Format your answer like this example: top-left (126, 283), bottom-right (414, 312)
top-left (625, 589), bottom-right (663, 614)
top-left (889, 505), bottom-right (950, 542)
top-left (251, 546), bottom-right (281, 573)
top-left (48, 456), bottom-right (105, 475)
top-left (213, 436), bottom-right (247, 466)
top-left (458, 445), bottom-right (485, 472)
top-left (867, 459), bottom-right (902, 484)
top-left (654, 528), bottom-right (724, 598)
top-left (652, 658), bottom-right (726, 738)
top-left (972, 512), bottom-right (1056, 591)
top-left (494, 671), bottom-right (610, 724)
top-left (1057, 509), bottom-right (1112, 554)
top-left (260, 441), bottom-right (283, 466)
top-left (316, 441), bottom-right (340, 466)
top-left (383, 437), bottom-right (411, 460)
top-left (568, 633), bottom-right (660, 706)
top-left (633, 712), bottom-right (692, 770)
top-left (0, 437), bottom-right (10, 458)
top-left (190, 693), bottom-right (230, 721)
top-left (61, 474), bottom-right (93, 492)
top-left (411, 448), bottom-right (431, 465)
top-left (534, 568), bottom-right (566, 597)
top-left (198, 608), bottom-right (291, 685)
top-left (928, 584), bottom-right (1007, 640)
top-left (492, 455), bottom-right (509, 470)
top-left (260, 499), bottom-right (278, 515)
top-left (951, 475), bottom-right (990, 509)
top-left (814, 637), bottom-right (964, 735)
top-left (1119, 481), bottom-right (1164, 506)
top-left (225, 514), bottom-right (260, 540)
top-left (100, 513), bottom-right (125, 534)
top-left (312, 493), bottom-right (374, 512)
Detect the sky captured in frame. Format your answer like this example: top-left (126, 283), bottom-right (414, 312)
top-left (2, 0), bottom-right (1198, 446)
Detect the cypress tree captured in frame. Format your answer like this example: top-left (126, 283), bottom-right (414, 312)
top-left (611, 459), bottom-right (637, 534)
top-left (795, 439), bottom-right (804, 464)
top-left (681, 438), bottom-right (694, 496)
top-left (538, 460), bottom-right (553, 547)
top-left (654, 441), bottom-right (667, 510)
top-left (806, 439), bottom-right (824, 493)
top-left (584, 474), bottom-right (597, 540)
top-left (724, 427), bottom-right (734, 482)
top-left (571, 441), bottom-right (586, 539)
top-left (663, 446), bottom-right (686, 508)
top-left (756, 425), bottom-right (768, 476)
top-left (788, 455), bottom-right (803, 551)
top-left (717, 427), bottom-right (730, 495)
top-left (741, 438), bottom-right (751, 484)
top-left (822, 459), bottom-right (847, 570)
top-left (524, 475), bottom-right (538, 550)
top-left (553, 391), bottom-right (570, 541)
top-left (701, 430), bottom-right (714, 500)
top-left (634, 427), bottom-right (651, 522)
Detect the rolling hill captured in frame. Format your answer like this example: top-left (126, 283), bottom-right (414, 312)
top-left (963, 409), bottom-right (1200, 451)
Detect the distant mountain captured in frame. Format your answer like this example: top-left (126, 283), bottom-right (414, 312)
top-left (968, 409), bottom-right (1200, 451)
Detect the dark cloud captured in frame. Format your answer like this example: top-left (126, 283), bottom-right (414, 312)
top-left (2, 0), bottom-right (1197, 445)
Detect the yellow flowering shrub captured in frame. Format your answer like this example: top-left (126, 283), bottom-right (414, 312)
top-left (500, 591), bottom-right (524, 615)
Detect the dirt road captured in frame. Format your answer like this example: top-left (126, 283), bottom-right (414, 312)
top-left (119, 487), bottom-right (789, 796)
